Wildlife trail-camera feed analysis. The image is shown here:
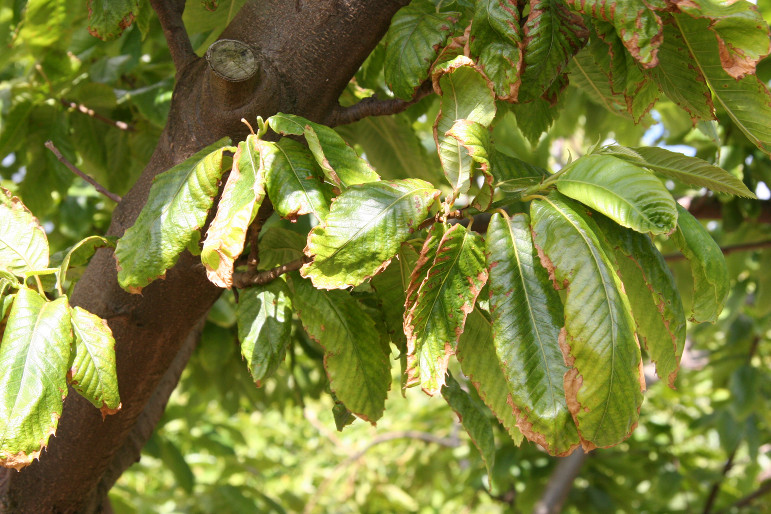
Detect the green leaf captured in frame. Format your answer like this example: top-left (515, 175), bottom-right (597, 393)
top-left (404, 224), bottom-right (488, 395)
top-left (470, 0), bottom-right (523, 100)
top-left (487, 213), bottom-right (580, 455)
top-left (256, 227), bottom-right (306, 271)
top-left (370, 259), bottom-right (409, 355)
top-left (446, 119), bottom-right (494, 210)
top-left (0, 100), bottom-right (35, 158)
top-left (566, 0), bottom-right (663, 68)
top-left (262, 138), bottom-right (333, 223)
top-left (115, 138), bottom-right (232, 293)
top-left (290, 274), bottom-right (390, 423)
top-left (531, 194), bottom-right (644, 449)
top-left (675, 15), bottom-right (771, 156)
top-left (69, 306), bottom-right (121, 414)
top-left (87, 0), bottom-right (139, 41)
top-left (55, 236), bottom-right (115, 293)
top-left (607, 145), bottom-right (756, 198)
top-left (647, 23), bottom-right (715, 121)
top-left (433, 56), bottom-right (497, 195)
top-left (384, 1), bottom-right (460, 99)
top-left (0, 290), bottom-right (72, 470)
top-left (556, 154), bottom-right (678, 235)
top-left (456, 307), bottom-right (524, 446)
top-left (302, 179), bottom-right (440, 289)
top-left (671, 204), bottom-right (729, 323)
top-left (237, 280), bottom-right (293, 386)
top-left (0, 187), bottom-right (49, 278)
top-left (441, 373), bottom-right (496, 478)
top-left (569, 49), bottom-right (631, 119)
top-left (519, 0), bottom-right (588, 102)
top-left (268, 113), bottom-right (379, 188)
top-left (202, 135), bottom-right (267, 288)
top-left (594, 215), bottom-right (686, 389)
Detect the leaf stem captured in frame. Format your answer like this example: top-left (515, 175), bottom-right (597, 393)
top-left (44, 141), bottom-right (122, 203)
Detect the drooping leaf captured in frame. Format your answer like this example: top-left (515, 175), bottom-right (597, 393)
top-left (441, 373), bottom-right (496, 479)
top-left (569, 48), bottom-right (631, 118)
top-left (0, 187), bottom-right (49, 278)
top-left (594, 215), bottom-right (686, 388)
top-left (566, 0), bottom-right (663, 68)
top-left (302, 179), bottom-right (440, 289)
top-left (487, 213), bottom-right (580, 455)
top-left (55, 236), bottom-right (116, 293)
top-left (646, 23), bottom-right (715, 121)
top-left (446, 119), bottom-right (494, 210)
top-left (672, 0), bottom-right (770, 79)
top-left (470, 0), bottom-right (523, 100)
top-left (69, 306), bottom-right (121, 415)
top-left (87, 0), bottom-right (139, 41)
top-left (384, 1), bottom-right (460, 99)
top-left (519, 0), bottom-right (588, 102)
top-left (236, 280), bottom-right (293, 386)
top-left (256, 227), bottom-right (306, 271)
top-left (115, 138), bottom-right (232, 293)
top-left (290, 274), bottom-right (390, 423)
top-left (671, 204), bottom-right (729, 323)
top-left (404, 224), bottom-right (488, 395)
top-left (433, 56), bottom-right (496, 195)
top-left (201, 135), bottom-right (267, 289)
top-left (675, 15), bottom-right (771, 156)
top-left (268, 113), bottom-right (379, 188)
top-left (556, 154), bottom-right (678, 235)
top-left (370, 258), bottom-right (409, 355)
top-left (262, 138), bottom-right (333, 223)
top-left (0, 290), bottom-right (71, 470)
top-left (531, 194), bottom-right (644, 449)
top-left (606, 145), bottom-right (756, 198)
top-left (456, 306), bottom-right (524, 446)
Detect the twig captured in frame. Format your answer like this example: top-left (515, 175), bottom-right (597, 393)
top-left (719, 480), bottom-right (771, 512)
top-left (664, 240), bottom-right (771, 262)
top-left (703, 447), bottom-right (738, 514)
top-left (44, 141), bottom-right (122, 203)
top-left (232, 256), bottom-right (310, 288)
top-left (326, 80), bottom-right (434, 127)
top-left (680, 196), bottom-right (771, 224)
top-left (60, 99), bottom-right (135, 132)
top-left (246, 199), bottom-right (274, 271)
top-left (149, 0), bottom-right (196, 72)
top-left (534, 448), bottom-right (589, 514)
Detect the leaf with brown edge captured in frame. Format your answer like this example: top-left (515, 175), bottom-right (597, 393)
top-left (404, 224), bottom-right (488, 396)
top-left (201, 135), bottom-right (267, 289)
top-left (470, 0), bottom-right (523, 100)
top-left (446, 119), bottom-right (494, 211)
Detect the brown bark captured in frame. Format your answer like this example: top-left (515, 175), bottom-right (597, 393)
top-left (0, 1), bottom-right (407, 511)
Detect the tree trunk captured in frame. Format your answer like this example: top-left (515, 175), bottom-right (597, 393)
top-left (0, 1), bottom-right (407, 511)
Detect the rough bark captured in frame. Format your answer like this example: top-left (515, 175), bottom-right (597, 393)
top-left (0, 1), bottom-right (407, 511)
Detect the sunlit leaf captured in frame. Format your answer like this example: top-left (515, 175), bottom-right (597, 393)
top-left (87, 0), bottom-right (139, 41)
top-left (55, 236), bottom-right (115, 293)
top-left (470, 0), bottom-right (522, 100)
top-left (0, 188), bottom-right (49, 278)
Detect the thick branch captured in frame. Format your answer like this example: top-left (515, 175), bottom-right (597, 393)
top-left (326, 80), bottom-right (434, 127)
top-left (149, 0), bottom-right (196, 72)
top-left (534, 449), bottom-right (588, 514)
top-left (681, 196), bottom-right (771, 223)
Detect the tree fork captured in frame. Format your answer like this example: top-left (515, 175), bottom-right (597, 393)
top-left (0, 1), bottom-right (408, 511)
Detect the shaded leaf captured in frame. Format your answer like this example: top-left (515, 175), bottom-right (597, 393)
top-left (569, 48), bottom-right (631, 118)
top-left (405, 224), bottom-right (488, 395)
top-left (115, 139), bottom-right (232, 293)
top-left (470, 0), bottom-right (522, 100)
top-left (69, 306), bottom-right (121, 414)
top-left (671, 204), bottom-right (729, 323)
top-left (556, 154), bottom-right (678, 235)
top-left (290, 274), bottom-right (390, 423)
top-left (257, 227), bottom-right (306, 271)
top-left (531, 194), bottom-right (643, 449)
top-left (237, 280), bottom-right (292, 386)
top-left (0, 290), bottom-right (71, 470)
top-left (202, 135), bottom-right (267, 288)
top-left (487, 213), bottom-right (579, 455)
top-left (302, 179), bottom-right (440, 289)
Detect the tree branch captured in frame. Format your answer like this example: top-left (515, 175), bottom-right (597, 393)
top-left (720, 480), bottom-right (771, 512)
top-left (663, 240), bottom-right (771, 262)
top-left (60, 99), bottom-right (134, 132)
top-left (533, 448), bottom-right (589, 514)
top-left (149, 0), bottom-right (196, 73)
top-left (232, 256), bottom-right (310, 289)
top-left (325, 80), bottom-right (434, 127)
top-left (44, 141), bottom-right (122, 203)
top-left (680, 196), bottom-right (771, 223)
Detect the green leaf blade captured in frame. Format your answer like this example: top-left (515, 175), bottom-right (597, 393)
top-left (302, 179), bottom-right (440, 289)
top-left (0, 290), bottom-right (71, 470)
top-left (87, 0), bottom-right (139, 41)
top-left (487, 213), bottom-right (579, 455)
top-left (531, 194), bottom-right (644, 449)
top-left (470, 0), bottom-right (523, 100)
top-left (0, 188), bottom-right (50, 278)
top-left (115, 139), bottom-right (232, 293)
top-left (556, 154), bottom-right (678, 235)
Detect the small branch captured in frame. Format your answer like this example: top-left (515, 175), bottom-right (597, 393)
top-left (60, 99), bottom-right (134, 132)
top-left (720, 480), bottom-right (771, 512)
top-left (534, 448), bottom-right (589, 514)
top-left (326, 80), bottom-right (434, 127)
top-left (149, 0), bottom-right (196, 72)
top-left (680, 196), bottom-right (771, 224)
top-left (232, 256), bottom-right (310, 288)
top-left (664, 240), bottom-right (771, 262)
top-left (44, 141), bottom-right (122, 203)
top-left (703, 446), bottom-right (738, 514)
